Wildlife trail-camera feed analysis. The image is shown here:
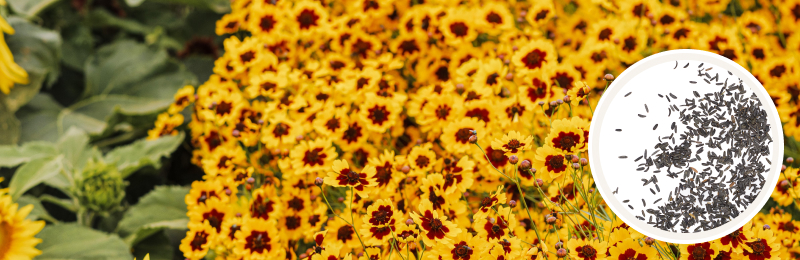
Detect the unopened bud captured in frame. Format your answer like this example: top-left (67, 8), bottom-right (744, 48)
top-left (556, 99), bottom-right (564, 105)
top-left (247, 177), bottom-right (255, 184)
top-left (505, 73), bottom-right (513, 80)
top-left (780, 180), bottom-right (791, 189)
top-left (299, 253), bottom-right (308, 259)
top-left (535, 179), bottom-right (544, 187)
top-left (512, 46), bottom-right (518, 51)
top-left (456, 83), bottom-right (465, 92)
top-left (571, 156), bottom-right (579, 163)
top-left (588, 188), bottom-right (594, 193)
top-left (572, 163), bottom-right (580, 169)
top-left (498, 54), bottom-right (506, 60)
top-left (310, 195), bottom-right (317, 200)
top-left (246, 184), bottom-right (252, 190)
top-left (787, 157), bottom-right (795, 163)
top-left (209, 101), bottom-right (217, 109)
top-left (520, 160), bottom-right (532, 170)
top-left (488, 217), bottom-right (496, 224)
top-left (556, 248), bottom-right (567, 258)
top-left (357, 252), bottom-right (364, 257)
top-left (504, 59), bottom-right (510, 64)
top-left (337, 197), bottom-right (345, 202)
top-left (296, 135), bottom-right (304, 141)
top-left (225, 188), bottom-right (232, 195)
top-left (406, 219), bottom-right (414, 225)
top-left (537, 202), bottom-right (545, 208)
top-left (509, 155), bottom-right (519, 164)
top-left (664, 28), bottom-right (670, 34)
top-left (236, 212), bottom-right (242, 217)
top-left (401, 165), bottom-right (411, 173)
top-left (232, 130), bottom-right (240, 137)
top-left (550, 101), bottom-right (558, 106)
top-left (604, 74), bottom-right (614, 80)
top-left (555, 241), bottom-right (564, 249)
top-left (546, 216), bottom-right (557, 224)
top-left (469, 135), bottom-right (478, 143)
top-left (257, 119), bottom-right (264, 124)
top-left (644, 237), bottom-right (655, 246)
top-left (763, 224), bottom-right (771, 230)
top-left (782, 165), bottom-right (787, 172)
top-left (315, 177), bottom-right (324, 186)
top-left (613, 38), bottom-right (620, 44)
top-left (509, 200), bottom-right (517, 207)
top-left (563, 95), bottom-right (571, 103)
top-left (580, 158), bottom-right (588, 166)
top-left (538, 101), bottom-right (545, 105)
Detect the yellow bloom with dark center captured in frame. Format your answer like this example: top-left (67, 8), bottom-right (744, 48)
top-left (289, 138), bottom-right (338, 176)
top-left (525, 1), bottom-right (555, 26)
top-left (765, 212), bottom-right (800, 248)
top-left (334, 116), bottom-right (369, 151)
top-left (518, 74), bottom-right (553, 110)
top-left (473, 186), bottom-right (507, 221)
top-left (567, 238), bottom-right (608, 260)
top-left (533, 145), bottom-right (569, 182)
top-left (147, 113), bottom-right (185, 140)
top-left (291, 0), bottom-right (329, 38)
top-left (441, 117), bottom-right (486, 154)
top-left (325, 212), bottom-right (362, 252)
top-left (168, 85), bottom-right (196, 114)
top-left (474, 205), bottom-right (516, 243)
top-left (436, 229), bottom-right (486, 260)
top-left (188, 197), bottom-right (230, 239)
top-left (472, 59), bottom-right (507, 94)
top-left (418, 92), bottom-right (464, 136)
top-left (246, 70), bottom-right (287, 100)
top-left (247, 187), bottom-right (282, 222)
top-left (234, 218), bottom-right (282, 260)
top-left (366, 149), bottom-right (402, 191)
top-left (248, 4), bottom-right (284, 37)
top-left (440, 156), bottom-right (475, 195)
top-left (770, 167), bottom-right (799, 207)
top-left (614, 23), bottom-right (647, 63)
top-left (358, 92), bottom-right (401, 133)
top-left (679, 242), bottom-right (717, 260)
top-left (609, 237), bottom-right (659, 260)
top-left (324, 160), bottom-right (377, 198)
top-left (410, 199), bottom-right (461, 246)
top-left (477, 2), bottom-right (514, 31)
top-left (440, 8), bottom-right (478, 46)
top-left (512, 40), bottom-right (556, 75)
top-left (491, 130), bottom-right (533, 156)
top-left (260, 112), bottom-right (302, 149)
top-left (545, 118), bottom-right (587, 153)
top-left (201, 145), bottom-right (247, 178)
top-left (742, 226), bottom-right (781, 260)
top-left (180, 222), bottom-right (214, 260)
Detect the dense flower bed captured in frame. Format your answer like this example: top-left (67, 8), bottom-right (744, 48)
top-left (147, 0), bottom-right (800, 259)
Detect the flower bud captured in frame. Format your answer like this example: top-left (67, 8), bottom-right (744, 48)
top-left (604, 74), bottom-right (614, 80)
top-left (401, 165), bottom-right (411, 173)
top-left (245, 184), bottom-right (252, 190)
top-left (247, 177), bottom-right (255, 184)
top-left (555, 241), bottom-right (564, 249)
top-left (537, 202), bottom-right (545, 208)
top-left (498, 54), bottom-right (506, 60)
top-left (299, 253), bottom-right (308, 259)
top-left (546, 216), bottom-right (557, 224)
top-left (787, 157), bottom-right (795, 164)
top-left (512, 46), bottom-right (518, 51)
top-left (572, 163), bottom-right (580, 169)
top-left (469, 135), bottom-right (478, 143)
top-left (782, 165), bottom-right (787, 172)
top-left (232, 129), bottom-right (240, 137)
top-left (74, 160), bottom-right (126, 214)
top-left (613, 38), bottom-right (620, 44)
top-left (337, 197), bottom-right (345, 202)
top-left (556, 99), bottom-right (564, 105)
top-left (357, 252), bottom-right (364, 257)
top-left (564, 154), bottom-right (573, 161)
top-left (538, 101), bottom-right (545, 105)
top-left (406, 219), bottom-right (414, 225)
top-left (580, 158), bottom-right (588, 166)
top-left (520, 160), bottom-right (532, 171)
top-left (236, 212), bottom-right (242, 217)
top-left (664, 28), bottom-right (670, 34)
top-left (563, 95), bottom-right (571, 103)
top-left (763, 224), bottom-right (771, 230)
top-left (588, 188), bottom-right (594, 193)
top-left (225, 188), bottom-right (232, 195)
top-left (550, 101), bottom-right (558, 106)
top-left (780, 180), bottom-right (791, 189)
top-left (535, 179), bottom-right (544, 187)
top-left (509, 200), bottom-right (517, 207)
top-left (571, 156), bottom-right (579, 163)
top-left (644, 237), bottom-right (655, 246)
top-left (315, 177), bottom-right (324, 186)
top-left (509, 155), bottom-right (519, 164)
top-left (505, 73), bottom-right (513, 80)
top-left (556, 248), bottom-right (567, 258)
top-left (296, 135), bottom-right (304, 141)
top-left (209, 101), bottom-right (217, 109)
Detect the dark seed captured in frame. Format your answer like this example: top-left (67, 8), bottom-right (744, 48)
top-left (625, 92), bottom-right (632, 97)
top-left (638, 114), bottom-right (646, 118)
top-left (619, 156), bottom-right (628, 159)
top-left (653, 124), bottom-right (658, 130)
top-left (690, 81), bottom-right (697, 84)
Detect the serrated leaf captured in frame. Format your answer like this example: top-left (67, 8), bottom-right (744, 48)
top-left (7, 155), bottom-right (63, 200)
top-left (6, 0), bottom-right (60, 17)
top-left (106, 132), bottom-right (184, 178)
top-left (0, 141), bottom-right (57, 167)
top-left (116, 186), bottom-right (189, 244)
top-left (36, 224), bottom-right (134, 260)
top-left (2, 17), bottom-right (61, 112)
top-left (16, 195), bottom-right (58, 222)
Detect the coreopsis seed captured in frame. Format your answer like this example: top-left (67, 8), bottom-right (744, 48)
top-left (604, 74), bottom-right (614, 80)
top-left (509, 155), bottom-right (519, 164)
top-left (644, 237), bottom-right (655, 245)
top-left (509, 200), bottom-right (517, 207)
top-left (314, 177), bottom-right (324, 186)
top-left (468, 135), bottom-right (478, 143)
top-left (787, 157), bottom-right (795, 163)
top-left (520, 160), bottom-right (532, 170)
top-left (556, 248), bottom-right (567, 258)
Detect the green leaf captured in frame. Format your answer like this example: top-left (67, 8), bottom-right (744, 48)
top-left (58, 95), bottom-right (174, 135)
top-left (0, 101), bottom-right (20, 145)
top-left (60, 24), bottom-right (95, 71)
top-left (85, 9), bottom-right (156, 35)
top-left (132, 0), bottom-right (230, 13)
top-left (15, 93), bottom-right (62, 144)
top-left (106, 132), bottom-right (184, 178)
top-left (36, 224), bottom-right (134, 260)
top-left (7, 156), bottom-right (63, 200)
top-left (83, 40), bottom-right (168, 97)
top-left (0, 141), bottom-right (58, 167)
top-left (116, 186), bottom-right (189, 245)
top-left (6, 0), bottom-right (60, 17)
top-left (1, 17), bottom-right (61, 112)
top-left (125, 0), bottom-right (147, 7)
top-left (132, 231), bottom-right (173, 260)
top-left (56, 127), bottom-right (96, 173)
top-left (16, 195), bottom-right (58, 222)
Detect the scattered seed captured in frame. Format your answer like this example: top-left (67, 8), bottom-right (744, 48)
top-left (629, 205), bottom-right (634, 210)
top-left (684, 63), bottom-right (690, 68)
top-left (698, 63), bottom-right (704, 68)
top-left (669, 93), bottom-right (677, 99)
top-left (623, 199), bottom-right (630, 203)
top-left (690, 81), bottom-right (697, 84)
top-left (616, 129), bottom-right (622, 132)
top-left (645, 104), bottom-right (649, 113)
top-left (625, 92), bottom-right (632, 97)
top-left (653, 124), bottom-right (658, 130)
top-left (705, 67), bottom-right (713, 71)
top-left (638, 114), bottom-right (646, 118)
top-left (619, 156), bottom-right (628, 159)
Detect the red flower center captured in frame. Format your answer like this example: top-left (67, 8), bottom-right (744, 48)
top-left (297, 9), bottom-right (320, 30)
top-left (578, 245), bottom-right (597, 259)
top-left (337, 225), bottom-right (354, 241)
top-left (245, 231), bottom-right (272, 253)
top-left (486, 12), bottom-right (502, 24)
top-left (552, 132), bottom-right (580, 151)
top-left (522, 49), bottom-right (547, 70)
top-left (455, 128), bottom-right (473, 143)
top-left (622, 36), bottom-right (637, 53)
top-left (273, 123), bottom-right (290, 137)
top-left (367, 105), bottom-right (390, 125)
top-left (303, 148), bottom-right (327, 166)
top-left (202, 209), bottom-right (225, 232)
top-left (415, 156), bottom-right (430, 169)
top-left (285, 215), bottom-right (302, 230)
top-left (399, 40), bottom-right (420, 55)
top-left (449, 22), bottom-right (469, 37)
top-left (287, 197), bottom-right (305, 211)
top-left (452, 242), bottom-right (473, 259)
top-left (598, 28), bottom-right (612, 41)
top-left (190, 231), bottom-right (209, 251)
top-left (486, 73), bottom-right (500, 85)
top-left (251, 195), bottom-right (275, 220)
top-left (259, 15), bottom-right (276, 32)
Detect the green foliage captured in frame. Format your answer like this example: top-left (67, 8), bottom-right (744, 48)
top-left (74, 160), bottom-right (127, 213)
top-left (36, 224), bottom-right (134, 260)
top-left (117, 186), bottom-right (190, 245)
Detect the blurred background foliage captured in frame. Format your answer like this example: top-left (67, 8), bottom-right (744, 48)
top-left (0, 0), bottom-right (226, 259)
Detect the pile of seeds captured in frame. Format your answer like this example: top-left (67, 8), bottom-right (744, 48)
top-left (620, 61), bottom-right (772, 233)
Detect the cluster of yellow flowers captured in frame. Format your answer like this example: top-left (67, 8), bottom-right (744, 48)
top-left (0, 0), bottom-right (29, 94)
top-left (147, 0), bottom-right (800, 259)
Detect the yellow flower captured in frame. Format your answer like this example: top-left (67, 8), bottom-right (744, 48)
top-left (288, 138), bottom-right (338, 176)
top-left (491, 130), bottom-right (533, 156)
top-left (0, 186), bottom-right (45, 260)
top-left (0, 10), bottom-right (29, 94)
top-left (440, 117), bottom-right (486, 154)
top-left (410, 199), bottom-right (461, 246)
top-left (533, 145), bottom-right (569, 182)
top-left (742, 226), bottom-right (781, 260)
top-left (439, 8), bottom-right (478, 46)
top-left (609, 237), bottom-right (659, 260)
top-left (567, 238), bottom-right (608, 260)
top-left (358, 92), bottom-right (401, 133)
top-left (545, 118), bottom-right (587, 154)
top-left (512, 40), bottom-right (556, 75)
top-left (234, 218), bottom-right (282, 260)
top-left (323, 159), bottom-right (377, 197)
top-left (291, 0), bottom-right (329, 38)
top-left (524, 1), bottom-right (555, 26)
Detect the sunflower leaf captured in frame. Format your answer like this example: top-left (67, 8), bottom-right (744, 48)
top-left (36, 224), bottom-right (133, 260)
top-left (7, 155), bottom-right (64, 200)
top-left (105, 132), bottom-right (184, 178)
top-left (116, 186), bottom-right (190, 246)
top-left (0, 141), bottom-right (57, 167)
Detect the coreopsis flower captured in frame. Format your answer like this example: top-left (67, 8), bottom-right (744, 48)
top-left (441, 117), bottom-right (486, 154)
top-left (291, 0), bottom-right (329, 38)
top-left (680, 242), bottom-right (716, 260)
top-left (403, 143), bottom-right (439, 176)
top-left (324, 160), bottom-right (377, 197)
top-left (358, 93), bottom-right (402, 133)
top-left (609, 237), bottom-right (659, 260)
top-left (473, 186), bottom-right (508, 220)
top-left (567, 238), bottom-right (608, 260)
top-left (188, 197), bottom-right (230, 236)
top-left (533, 145), bottom-right (569, 182)
top-left (261, 112), bottom-right (303, 149)
top-left (474, 206), bottom-right (517, 243)
top-left (0, 13), bottom-right (29, 94)
top-left (437, 230), bottom-right (486, 260)
top-left (525, 1), bottom-right (555, 26)
top-left (326, 213), bottom-right (363, 251)
top-left (148, 113), bottom-right (185, 140)
top-left (767, 212), bottom-right (800, 247)
top-left (491, 130), bottom-right (533, 156)
top-left (718, 223), bottom-right (752, 254)
top-left (202, 145), bottom-right (247, 177)
top-left (360, 199), bottom-right (398, 244)
top-left (180, 222), bottom-right (213, 260)
top-left (441, 156), bottom-right (475, 195)
top-left (234, 218), bottom-right (282, 260)
top-left (410, 199), bottom-right (461, 246)
top-left (365, 149), bottom-right (402, 192)
top-left (420, 174), bottom-right (449, 211)
top-left (248, 187), bottom-right (281, 221)
top-left (512, 40), bottom-right (556, 75)
top-left (439, 8), bottom-right (478, 46)
top-left (288, 138), bottom-right (338, 176)
top-left (742, 226), bottom-right (781, 260)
